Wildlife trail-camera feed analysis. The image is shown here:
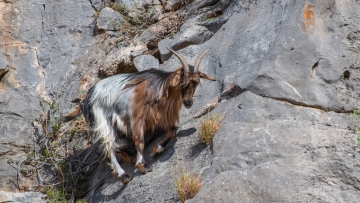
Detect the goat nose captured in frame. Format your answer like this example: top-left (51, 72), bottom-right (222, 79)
top-left (184, 100), bottom-right (193, 108)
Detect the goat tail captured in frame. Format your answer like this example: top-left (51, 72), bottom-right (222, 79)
top-left (63, 107), bottom-right (82, 122)
top-left (92, 108), bottom-right (119, 158)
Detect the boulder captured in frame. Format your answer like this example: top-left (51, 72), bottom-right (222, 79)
top-left (115, 0), bottom-right (152, 11)
top-left (133, 55), bottom-right (159, 71)
top-left (97, 7), bottom-right (125, 31)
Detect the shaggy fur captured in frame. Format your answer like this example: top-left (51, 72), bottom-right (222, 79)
top-left (64, 48), bottom-right (215, 183)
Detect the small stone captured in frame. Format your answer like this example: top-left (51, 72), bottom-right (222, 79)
top-left (97, 7), bottom-right (125, 31)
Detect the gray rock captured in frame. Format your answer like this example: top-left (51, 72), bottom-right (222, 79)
top-left (2, 0), bottom-right (360, 202)
top-left (0, 48), bottom-right (8, 70)
top-left (0, 191), bottom-right (46, 203)
top-left (153, 0), bottom-right (162, 5)
top-left (0, 0), bottom-right (95, 189)
top-left (133, 55), bottom-right (159, 71)
top-left (164, 0), bottom-right (184, 11)
top-left (190, 91), bottom-right (360, 202)
top-left (130, 47), bottom-right (149, 58)
top-left (203, 0), bottom-right (359, 112)
top-left (97, 7), bottom-right (124, 31)
top-left (158, 18), bottom-right (214, 62)
top-left (116, 0), bottom-right (152, 11)
top-left (90, 0), bottom-right (104, 10)
top-left (158, 37), bottom-right (172, 62)
top-left (158, 0), bottom-right (232, 62)
top-left (99, 44), bottom-right (147, 76)
top-left (127, 9), bottom-right (141, 19)
top-left (148, 4), bottom-right (163, 21)
top-left (136, 12), bottom-right (180, 51)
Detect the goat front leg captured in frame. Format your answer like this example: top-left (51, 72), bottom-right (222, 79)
top-left (133, 127), bottom-right (152, 174)
top-left (151, 126), bottom-right (178, 157)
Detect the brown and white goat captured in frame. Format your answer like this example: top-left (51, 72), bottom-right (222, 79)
top-left (65, 48), bottom-right (215, 183)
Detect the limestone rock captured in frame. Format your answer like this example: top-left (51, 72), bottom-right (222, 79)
top-left (0, 0), bottom-right (95, 190)
top-left (116, 0), bottom-right (152, 11)
top-left (98, 44), bottom-right (147, 77)
top-left (164, 0), bottom-right (185, 11)
top-left (90, 0), bottom-right (104, 10)
top-left (148, 4), bottom-right (163, 21)
top-left (0, 191), bottom-right (46, 203)
top-left (133, 55), bottom-right (159, 71)
top-left (2, 0), bottom-right (360, 202)
top-left (97, 7), bottom-right (125, 31)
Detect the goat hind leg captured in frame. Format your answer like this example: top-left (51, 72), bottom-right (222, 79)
top-left (110, 149), bottom-right (132, 183)
top-left (116, 150), bottom-right (136, 163)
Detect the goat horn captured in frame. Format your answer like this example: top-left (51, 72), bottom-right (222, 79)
top-left (167, 47), bottom-right (189, 73)
top-left (194, 49), bottom-right (210, 72)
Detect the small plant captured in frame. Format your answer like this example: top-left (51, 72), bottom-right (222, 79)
top-left (354, 107), bottom-right (360, 119)
top-left (70, 127), bottom-right (77, 136)
top-left (111, 19), bottom-right (123, 30)
top-left (7, 158), bottom-right (14, 164)
top-left (112, 3), bottom-right (126, 14)
top-left (353, 103), bottom-right (360, 147)
top-left (93, 11), bottom-right (100, 18)
top-left (198, 114), bottom-right (223, 145)
top-left (174, 169), bottom-right (202, 202)
top-left (251, 117), bottom-right (259, 123)
top-left (204, 17), bottom-right (216, 22)
top-left (44, 187), bottom-right (66, 203)
top-left (127, 17), bottom-right (142, 25)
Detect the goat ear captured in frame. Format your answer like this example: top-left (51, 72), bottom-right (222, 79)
top-left (199, 71), bottom-right (216, 81)
top-left (171, 74), bottom-right (181, 87)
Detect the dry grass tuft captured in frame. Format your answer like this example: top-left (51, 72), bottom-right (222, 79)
top-left (175, 169), bottom-right (202, 202)
top-left (198, 114), bottom-right (223, 145)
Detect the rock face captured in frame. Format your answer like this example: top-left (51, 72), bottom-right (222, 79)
top-left (190, 91), bottom-right (360, 202)
top-left (1, 0), bottom-right (360, 202)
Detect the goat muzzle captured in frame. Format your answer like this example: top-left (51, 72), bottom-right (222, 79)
top-left (184, 100), bottom-right (193, 108)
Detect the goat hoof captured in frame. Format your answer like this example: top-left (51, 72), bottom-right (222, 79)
top-left (118, 174), bottom-right (132, 184)
top-left (136, 163), bottom-right (152, 174)
top-left (144, 163), bottom-right (152, 172)
top-left (136, 163), bottom-right (145, 173)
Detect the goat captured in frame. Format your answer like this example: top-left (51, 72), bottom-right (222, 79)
top-left (65, 48), bottom-right (215, 183)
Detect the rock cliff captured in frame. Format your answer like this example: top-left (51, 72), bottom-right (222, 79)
top-left (1, 0), bottom-right (360, 202)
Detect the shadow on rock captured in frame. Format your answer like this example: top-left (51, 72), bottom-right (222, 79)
top-left (190, 142), bottom-right (208, 157)
top-left (177, 127), bottom-right (196, 138)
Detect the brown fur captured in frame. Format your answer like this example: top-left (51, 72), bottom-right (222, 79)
top-left (116, 151), bottom-right (136, 163)
top-left (132, 68), bottom-right (183, 134)
top-left (129, 67), bottom-right (214, 165)
top-left (128, 69), bottom-right (184, 170)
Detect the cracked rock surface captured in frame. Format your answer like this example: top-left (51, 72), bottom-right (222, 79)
top-left (1, 0), bottom-right (360, 202)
